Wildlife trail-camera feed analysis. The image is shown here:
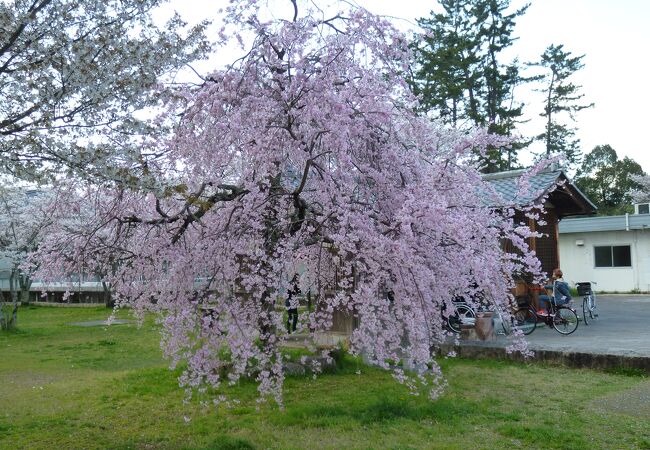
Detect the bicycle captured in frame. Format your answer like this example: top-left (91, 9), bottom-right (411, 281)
top-left (576, 281), bottom-right (598, 325)
top-left (494, 301), bottom-right (537, 336)
top-left (534, 305), bottom-right (578, 334)
top-left (534, 287), bottom-right (579, 335)
top-left (527, 282), bottom-right (578, 335)
top-left (447, 296), bottom-right (536, 336)
top-left (446, 299), bottom-right (476, 333)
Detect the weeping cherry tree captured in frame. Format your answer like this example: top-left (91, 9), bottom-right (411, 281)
top-left (33, 0), bottom-right (546, 405)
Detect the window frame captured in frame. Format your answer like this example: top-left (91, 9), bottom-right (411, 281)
top-left (593, 244), bottom-right (632, 268)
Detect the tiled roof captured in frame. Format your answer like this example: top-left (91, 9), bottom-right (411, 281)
top-left (481, 169), bottom-right (566, 207)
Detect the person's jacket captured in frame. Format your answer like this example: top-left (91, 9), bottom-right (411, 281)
top-left (285, 283), bottom-right (300, 310)
top-left (546, 280), bottom-right (571, 305)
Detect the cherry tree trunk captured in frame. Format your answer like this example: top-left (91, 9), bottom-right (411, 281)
top-left (18, 273), bottom-right (32, 306)
top-left (1, 268), bottom-right (19, 330)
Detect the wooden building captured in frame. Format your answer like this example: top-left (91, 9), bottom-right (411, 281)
top-left (482, 167), bottom-right (596, 306)
top-left (483, 167), bottom-right (596, 277)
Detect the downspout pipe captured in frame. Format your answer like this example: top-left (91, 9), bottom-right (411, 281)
top-left (626, 213), bottom-right (630, 231)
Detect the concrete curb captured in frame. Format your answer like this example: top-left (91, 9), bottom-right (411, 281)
top-left (440, 342), bottom-right (650, 374)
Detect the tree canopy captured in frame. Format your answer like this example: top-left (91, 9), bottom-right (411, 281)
top-left (32, 1), bottom-right (545, 404)
top-left (411, 3), bottom-right (601, 174)
top-left (575, 145), bottom-right (645, 215)
top-left (0, 0), bottom-right (207, 180)
top-left (410, 0), bottom-right (529, 173)
top-left (0, 183), bottom-right (51, 328)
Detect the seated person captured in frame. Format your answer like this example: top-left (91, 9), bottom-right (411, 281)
top-left (537, 268), bottom-right (572, 314)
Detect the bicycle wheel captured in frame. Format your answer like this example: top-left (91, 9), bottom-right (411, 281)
top-left (589, 295), bottom-right (599, 319)
top-left (447, 304), bottom-right (475, 333)
top-left (552, 307), bottom-right (578, 335)
top-left (582, 297), bottom-right (590, 325)
top-left (512, 307), bottom-right (537, 335)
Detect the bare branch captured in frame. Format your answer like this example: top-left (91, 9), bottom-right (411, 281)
top-left (290, 0), bottom-right (298, 22)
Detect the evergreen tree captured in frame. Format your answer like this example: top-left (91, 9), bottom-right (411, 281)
top-left (575, 145), bottom-right (644, 215)
top-left (411, 0), bottom-right (480, 127)
top-left (535, 44), bottom-right (594, 168)
top-left (411, 0), bottom-right (529, 173)
top-left (476, 1), bottom-right (529, 171)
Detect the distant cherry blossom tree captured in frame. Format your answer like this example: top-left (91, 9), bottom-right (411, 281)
top-left (0, 184), bottom-right (51, 329)
top-left (33, 1), bottom-right (545, 404)
top-left (630, 175), bottom-right (650, 203)
top-left (0, 0), bottom-right (207, 180)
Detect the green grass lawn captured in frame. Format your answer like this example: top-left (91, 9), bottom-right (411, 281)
top-left (1, 306), bottom-right (649, 449)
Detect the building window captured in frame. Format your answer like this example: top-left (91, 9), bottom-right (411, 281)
top-left (594, 245), bottom-right (632, 267)
top-left (637, 203), bottom-right (650, 214)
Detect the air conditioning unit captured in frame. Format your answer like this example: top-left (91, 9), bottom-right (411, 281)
top-left (636, 203), bottom-right (650, 215)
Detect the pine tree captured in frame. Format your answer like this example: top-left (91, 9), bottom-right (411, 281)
top-left (535, 44), bottom-right (594, 168)
top-left (475, 1), bottom-right (529, 172)
top-left (411, 0), bottom-right (481, 127)
top-left (411, 0), bottom-right (529, 173)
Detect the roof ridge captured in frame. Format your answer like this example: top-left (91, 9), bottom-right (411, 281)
top-left (481, 168), bottom-right (528, 181)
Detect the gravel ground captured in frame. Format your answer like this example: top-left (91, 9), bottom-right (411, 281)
top-left (591, 379), bottom-right (650, 418)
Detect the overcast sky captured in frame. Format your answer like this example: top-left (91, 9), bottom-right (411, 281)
top-left (167, 0), bottom-right (650, 173)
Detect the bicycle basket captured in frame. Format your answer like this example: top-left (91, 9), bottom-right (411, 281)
top-left (576, 283), bottom-right (592, 296)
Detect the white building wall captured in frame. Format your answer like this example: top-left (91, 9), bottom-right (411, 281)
top-left (559, 229), bottom-right (650, 292)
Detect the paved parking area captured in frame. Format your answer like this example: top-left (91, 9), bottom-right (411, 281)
top-left (448, 295), bottom-right (650, 372)
top-left (520, 295), bottom-right (650, 357)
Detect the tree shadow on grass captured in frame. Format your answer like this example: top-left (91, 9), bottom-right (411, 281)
top-left (273, 395), bottom-right (479, 428)
top-left (119, 435), bottom-right (256, 450)
top-left (201, 435), bottom-right (256, 450)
